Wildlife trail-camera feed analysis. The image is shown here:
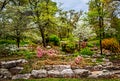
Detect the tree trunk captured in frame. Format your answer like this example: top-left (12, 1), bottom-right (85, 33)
top-left (39, 26), bottom-right (46, 47)
top-left (99, 16), bottom-right (103, 55)
top-left (16, 37), bottom-right (20, 48)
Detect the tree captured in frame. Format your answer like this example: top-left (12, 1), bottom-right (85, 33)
top-left (57, 9), bottom-right (82, 39)
top-left (28, 0), bottom-right (58, 47)
top-left (0, 0), bottom-right (30, 48)
top-left (87, 0), bottom-right (108, 55)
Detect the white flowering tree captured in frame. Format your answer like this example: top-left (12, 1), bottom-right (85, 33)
top-left (73, 21), bottom-right (96, 41)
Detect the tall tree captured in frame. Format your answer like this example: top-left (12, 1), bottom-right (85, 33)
top-left (0, 0), bottom-right (30, 48)
top-left (87, 0), bottom-right (108, 55)
top-left (57, 9), bottom-right (82, 39)
top-left (28, 0), bottom-right (58, 47)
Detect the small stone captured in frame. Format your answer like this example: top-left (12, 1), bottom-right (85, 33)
top-left (46, 46), bottom-right (51, 49)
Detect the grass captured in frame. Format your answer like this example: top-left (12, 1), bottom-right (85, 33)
top-left (7, 78), bottom-right (120, 81)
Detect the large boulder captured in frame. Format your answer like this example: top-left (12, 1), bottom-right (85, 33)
top-left (0, 68), bottom-right (12, 80)
top-left (73, 69), bottom-right (91, 78)
top-left (61, 69), bottom-right (74, 78)
top-left (16, 59), bottom-right (28, 64)
top-left (88, 70), bottom-right (115, 78)
top-left (44, 65), bottom-right (71, 71)
top-left (48, 70), bottom-right (61, 78)
top-left (31, 69), bottom-right (47, 78)
top-left (53, 65), bottom-right (71, 71)
top-left (1, 59), bottom-right (28, 69)
top-left (44, 65), bottom-right (53, 71)
top-left (1, 61), bottom-right (17, 69)
top-left (12, 74), bottom-right (31, 79)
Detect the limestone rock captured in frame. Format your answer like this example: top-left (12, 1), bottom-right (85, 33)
top-left (88, 70), bottom-right (115, 78)
top-left (0, 68), bottom-right (12, 80)
top-left (9, 67), bottom-right (24, 75)
top-left (48, 70), bottom-right (61, 77)
top-left (73, 69), bottom-right (91, 78)
top-left (1, 59), bottom-right (28, 69)
top-left (12, 74), bottom-right (31, 79)
top-left (31, 69), bottom-right (47, 78)
top-left (61, 69), bottom-right (74, 78)
top-left (1, 61), bottom-right (17, 69)
top-left (16, 59), bottom-right (28, 64)
top-left (45, 65), bottom-right (53, 71)
top-left (53, 65), bottom-right (71, 71)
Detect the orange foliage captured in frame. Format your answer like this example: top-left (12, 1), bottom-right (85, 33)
top-left (102, 38), bottom-right (120, 53)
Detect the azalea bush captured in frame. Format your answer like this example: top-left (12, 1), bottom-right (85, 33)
top-left (102, 38), bottom-right (120, 53)
top-left (36, 46), bottom-right (58, 59)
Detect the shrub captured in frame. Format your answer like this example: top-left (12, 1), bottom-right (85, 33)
top-left (87, 42), bottom-right (94, 47)
top-left (49, 35), bottom-right (60, 46)
top-left (102, 38), bottom-right (120, 53)
top-left (0, 44), bottom-right (17, 57)
top-left (61, 41), bottom-right (76, 53)
top-left (80, 47), bottom-right (94, 56)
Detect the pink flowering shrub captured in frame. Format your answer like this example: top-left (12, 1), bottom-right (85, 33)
top-left (36, 46), bottom-right (58, 58)
top-left (74, 56), bottom-right (83, 64)
top-left (37, 46), bottom-right (46, 58)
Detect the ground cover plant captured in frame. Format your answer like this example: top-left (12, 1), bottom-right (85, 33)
top-left (0, 0), bottom-right (120, 80)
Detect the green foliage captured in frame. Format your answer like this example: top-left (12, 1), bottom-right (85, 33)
top-left (0, 40), bottom-right (15, 44)
top-left (17, 50), bottom-right (35, 59)
top-left (87, 42), bottom-right (94, 47)
top-left (0, 44), bottom-right (17, 57)
top-left (49, 35), bottom-right (60, 46)
top-left (61, 41), bottom-right (76, 53)
top-left (80, 47), bottom-right (94, 56)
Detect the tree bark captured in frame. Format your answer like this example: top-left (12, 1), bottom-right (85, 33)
top-left (39, 26), bottom-right (46, 47)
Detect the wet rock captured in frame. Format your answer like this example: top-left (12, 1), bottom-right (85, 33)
top-left (0, 68), bottom-right (12, 80)
top-left (61, 69), bottom-right (74, 78)
top-left (12, 74), bottom-right (31, 79)
top-left (31, 69), bottom-right (47, 78)
top-left (73, 69), bottom-right (91, 78)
